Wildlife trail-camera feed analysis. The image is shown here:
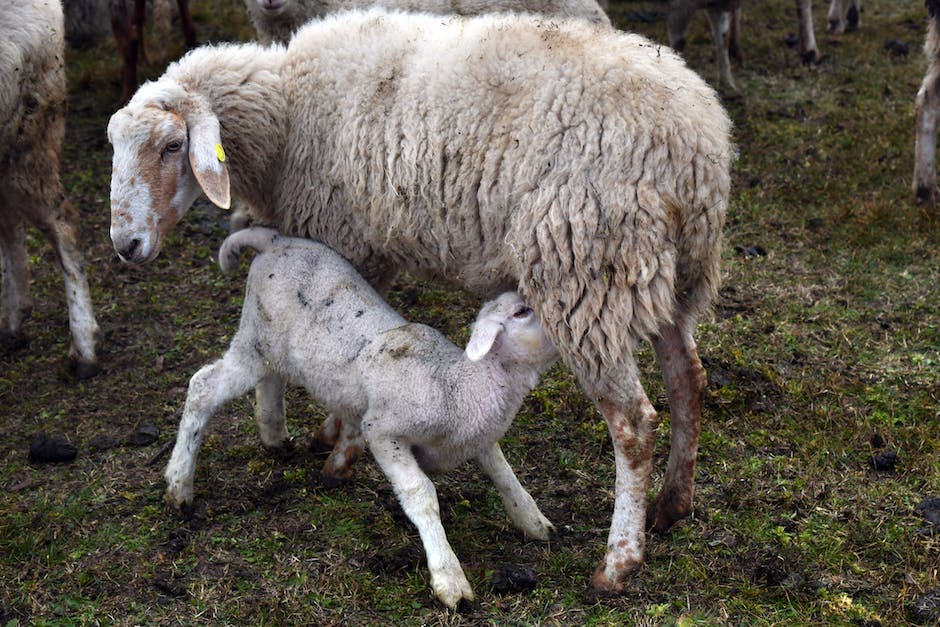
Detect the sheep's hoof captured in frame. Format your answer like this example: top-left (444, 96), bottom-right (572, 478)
top-left (590, 558), bottom-right (641, 594)
top-left (646, 491), bottom-right (692, 533)
top-left (70, 358), bottom-right (101, 380)
top-left (0, 330), bottom-right (28, 352)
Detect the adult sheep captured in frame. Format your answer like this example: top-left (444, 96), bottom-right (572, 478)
top-left (243, 0), bottom-right (609, 45)
top-left (1, 0), bottom-right (100, 378)
top-left (107, 9), bottom-right (734, 591)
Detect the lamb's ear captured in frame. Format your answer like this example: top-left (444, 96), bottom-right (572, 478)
top-left (187, 108), bottom-right (231, 209)
top-left (466, 319), bottom-right (503, 361)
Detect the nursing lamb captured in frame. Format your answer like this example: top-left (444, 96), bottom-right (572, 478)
top-left (108, 10), bottom-right (734, 591)
top-left (1, 0), bottom-right (100, 378)
top-left (164, 227), bottom-right (558, 608)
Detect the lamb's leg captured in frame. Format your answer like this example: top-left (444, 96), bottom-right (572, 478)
top-left (585, 361), bottom-right (659, 593)
top-left (369, 436), bottom-right (474, 609)
top-left (165, 353), bottom-right (261, 508)
top-left (647, 314), bottom-right (706, 532)
top-left (915, 12), bottom-right (940, 208)
top-left (34, 199), bottom-right (100, 378)
top-left (475, 443), bottom-right (554, 541)
top-left (0, 212), bottom-right (32, 347)
top-left (255, 373), bottom-right (289, 448)
top-left (796, 0), bottom-right (821, 64)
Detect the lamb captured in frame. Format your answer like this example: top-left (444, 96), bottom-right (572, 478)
top-left (243, 0), bottom-right (609, 45)
top-left (1, 0), bottom-right (100, 378)
top-left (107, 9), bottom-right (734, 591)
top-left (667, 0), bottom-right (862, 93)
top-left (914, 0), bottom-right (940, 208)
top-left (164, 226), bottom-right (558, 608)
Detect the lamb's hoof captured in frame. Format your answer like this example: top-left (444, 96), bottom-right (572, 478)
top-left (70, 358), bottom-right (101, 381)
top-left (432, 572), bottom-right (475, 610)
top-left (319, 469), bottom-right (354, 489)
top-left (914, 185), bottom-right (938, 209)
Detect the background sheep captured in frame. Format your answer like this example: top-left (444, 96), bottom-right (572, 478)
top-left (107, 10), bottom-right (733, 591)
top-left (914, 0), bottom-right (940, 208)
top-left (243, 0), bottom-right (609, 45)
top-left (668, 0), bottom-right (862, 93)
top-left (1, 0), bottom-right (99, 378)
top-left (165, 227), bottom-right (558, 608)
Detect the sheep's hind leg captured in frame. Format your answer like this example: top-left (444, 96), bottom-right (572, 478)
top-left (915, 16), bottom-right (940, 208)
top-left (647, 314), bottom-right (706, 532)
top-left (0, 211), bottom-right (32, 349)
top-left (586, 360), bottom-right (659, 593)
top-left (370, 435), bottom-right (474, 609)
top-left (37, 199), bottom-right (100, 378)
top-left (476, 442), bottom-right (554, 540)
top-left (165, 354), bottom-right (261, 508)
top-left (320, 418), bottom-right (365, 488)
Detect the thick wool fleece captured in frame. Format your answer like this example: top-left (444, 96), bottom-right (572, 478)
top-left (128, 9), bottom-right (733, 392)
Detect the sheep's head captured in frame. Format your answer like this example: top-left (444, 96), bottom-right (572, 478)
top-left (466, 292), bottom-right (558, 371)
top-left (107, 82), bottom-right (230, 264)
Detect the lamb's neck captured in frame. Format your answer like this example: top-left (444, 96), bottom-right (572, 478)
top-left (451, 358), bottom-right (542, 433)
top-left (172, 44), bottom-right (289, 223)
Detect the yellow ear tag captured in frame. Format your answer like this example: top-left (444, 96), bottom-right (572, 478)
top-left (215, 143), bottom-right (226, 163)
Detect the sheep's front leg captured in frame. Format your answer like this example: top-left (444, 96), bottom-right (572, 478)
top-left (585, 361), bottom-right (659, 593)
top-left (255, 373), bottom-right (289, 448)
top-left (369, 436), bottom-right (474, 609)
top-left (647, 314), bottom-right (706, 532)
top-left (476, 443), bottom-right (554, 541)
top-left (704, 7), bottom-right (738, 94)
top-left (165, 354), bottom-right (260, 508)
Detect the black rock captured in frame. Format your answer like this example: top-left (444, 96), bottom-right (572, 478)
top-left (128, 422), bottom-right (160, 446)
top-left (869, 450), bottom-right (898, 472)
top-left (490, 563), bottom-right (537, 594)
top-left (28, 433), bottom-right (78, 464)
top-left (88, 434), bottom-right (120, 451)
top-left (908, 587), bottom-right (940, 624)
top-left (915, 497), bottom-right (940, 526)
top-left (884, 39), bottom-right (910, 56)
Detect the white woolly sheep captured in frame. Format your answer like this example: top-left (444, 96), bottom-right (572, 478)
top-left (108, 9), bottom-right (734, 591)
top-left (914, 0), bottom-right (940, 208)
top-left (1, 0), bottom-right (99, 378)
top-left (243, 0), bottom-right (609, 45)
top-left (164, 226), bottom-right (558, 608)
top-left (668, 0), bottom-right (862, 93)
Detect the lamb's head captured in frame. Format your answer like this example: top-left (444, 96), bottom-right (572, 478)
top-left (108, 82), bottom-right (230, 264)
top-left (466, 292), bottom-right (558, 372)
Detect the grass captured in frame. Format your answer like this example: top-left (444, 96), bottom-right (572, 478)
top-left (1, 0), bottom-right (939, 624)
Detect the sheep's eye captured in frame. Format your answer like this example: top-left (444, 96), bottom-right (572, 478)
top-left (164, 140), bottom-right (183, 154)
top-left (513, 306), bottom-right (532, 319)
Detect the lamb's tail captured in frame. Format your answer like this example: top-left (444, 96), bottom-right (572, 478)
top-left (218, 227), bottom-right (280, 273)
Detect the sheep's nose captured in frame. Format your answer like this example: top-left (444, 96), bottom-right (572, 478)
top-left (116, 238), bottom-right (141, 262)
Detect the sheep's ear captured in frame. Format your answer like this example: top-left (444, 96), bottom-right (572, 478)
top-left (466, 319), bottom-right (503, 361)
top-left (187, 110), bottom-right (231, 209)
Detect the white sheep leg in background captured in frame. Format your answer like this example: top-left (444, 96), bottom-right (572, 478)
top-left (796, 0), bottom-right (821, 64)
top-left (255, 373), bottom-right (289, 447)
top-left (588, 359), bottom-right (659, 592)
top-left (369, 435), bottom-right (475, 608)
top-left (705, 7), bottom-right (737, 94)
top-left (915, 4), bottom-right (940, 208)
top-left (647, 314), bottom-right (707, 532)
top-left (165, 354), bottom-right (262, 507)
top-left (827, 0), bottom-right (861, 34)
top-left (475, 443), bottom-right (554, 541)
top-left (0, 215), bottom-right (32, 342)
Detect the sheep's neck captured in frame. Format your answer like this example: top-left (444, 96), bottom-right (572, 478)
top-left (176, 45), bottom-right (288, 224)
top-left (452, 358), bottom-right (541, 437)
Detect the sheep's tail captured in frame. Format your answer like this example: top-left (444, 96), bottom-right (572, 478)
top-left (218, 227), bottom-right (280, 273)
